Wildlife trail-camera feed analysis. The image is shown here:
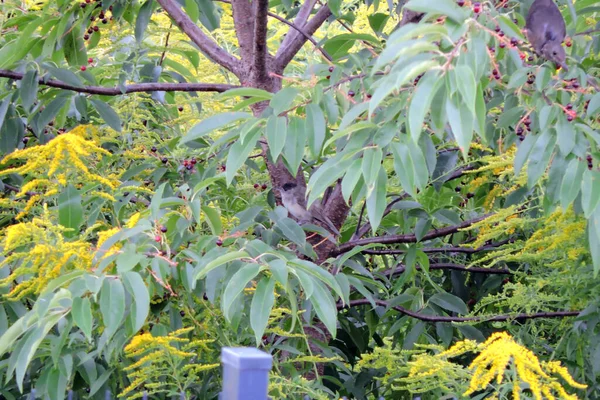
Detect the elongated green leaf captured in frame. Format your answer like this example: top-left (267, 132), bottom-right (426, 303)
top-left (342, 158), bottom-right (363, 203)
top-left (135, 0), bottom-right (154, 43)
top-left (99, 278), bottom-right (125, 339)
top-left (45, 66), bottom-right (83, 88)
top-left (72, 297), bottom-right (92, 341)
top-left (37, 96), bottom-right (68, 132)
top-left (268, 259), bottom-right (288, 287)
top-left (429, 292), bottom-right (468, 314)
top-left (527, 130), bottom-right (556, 187)
top-left (20, 70), bottom-right (38, 112)
top-left (266, 115), bottom-right (287, 161)
top-left (184, 112), bottom-right (251, 143)
top-left (306, 103), bottom-right (326, 158)
top-left (366, 167), bottom-right (387, 233)
top-left (195, 250), bottom-right (249, 280)
top-left (270, 87), bottom-right (299, 116)
top-left (250, 277), bottom-right (275, 344)
top-left (277, 217), bottom-right (307, 246)
top-left (362, 147), bottom-right (382, 186)
top-left (222, 263), bottom-right (261, 321)
top-left (392, 142), bottom-right (416, 197)
top-left (408, 70), bottom-right (442, 142)
top-left (185, 0), bottom-right (199, 21)
top-left (405, 0), bottom-right (468, 23)
top-left (202, 205), bottom-right (223, 235)
top-left (218, 87), bottom-right (273, 100)
top-left (226, 127), bottom-right (261, 185)
top-left (282, 117), bottom-right (306, 175)
top-left (582, 169), bottom-right (600, 218)
top-left (454, 65), bottom-right (476, 114)
top-left (309, 281), bottom-right (337, 338)
top-left (64, 27), bottom-right (87, 67)
top-left (560, 158), bottom-right (585, 208)
top-left (446, 96), bottom-right (473, 159)
top-left (58, 185), bottom-right (83, 236)
top-left (590, 218), bottom-right (600, 277)
top-left (90, 99), bottom-right (122, 132)
top-left (123, 271), bottom-right (150, 333)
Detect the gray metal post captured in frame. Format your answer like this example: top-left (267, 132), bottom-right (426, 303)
top-left (220, 347), bottom-right (273, 400)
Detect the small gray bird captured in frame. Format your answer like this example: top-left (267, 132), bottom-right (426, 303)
top-left (276, 182), bottom-right (341, 237)
top-left (525, 0), bottom-right (568, 71)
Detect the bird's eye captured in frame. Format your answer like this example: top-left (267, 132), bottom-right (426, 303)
top-left (553, 51), bottom-right (557, 56)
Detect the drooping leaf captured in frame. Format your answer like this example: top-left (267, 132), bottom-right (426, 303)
top-left (58, 185), bottom-right (83, 237)
top-left (184, 112), bottom-right (251, 143)
top-left (122, 271), bottom-right (150, 333)
top-left (135, 0), bottom-right (154, 43)
top-left (99, 279), bottom-right (125, 339)
top-left (90, 99), bottom-right (122, 132)
top-left (222, 263), bottom-right (261, 321)
top-left (250, 277), bottom-right (275, 344)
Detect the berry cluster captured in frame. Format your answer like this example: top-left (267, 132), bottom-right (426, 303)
top-left (182, 157), bottom-right (198, 171)
top-left (587, 154), bottom-right (594, 170)
top-left (253, 183), bottom-right (268, 191)
top-left (516, 115), bottom-right (531, 141)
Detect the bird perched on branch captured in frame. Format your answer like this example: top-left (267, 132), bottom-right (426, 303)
top-left (525, 0), bottom-right (568, 71)
top-left (276, 182), bottom-right (341, 237)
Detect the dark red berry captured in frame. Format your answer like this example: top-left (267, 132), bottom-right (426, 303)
top-left (261, 183), bottom-right (267, 190)
top-left (160, 226), bottom-right (167, 233)
top-left (566, 103), bottom-right (573, 110)
top-left (326, 75), bottom-right (330, 79)
top-left (83, 34), bottom-right (89, 40)
top-left (88, 28), bottom-right (93, 34)
top-left (91, 16), bottom-right (96, 21)
top-left (566, 40), bottom-right (572, 47)
top-left (186, 164), bottom-right (193, 170)
top-left (216, 239), bottom-right (223, 246)
top-left (455, 186), bottom-right (462, 192)
top-left (80, 65), bottom-right (87, 71)
top-left (254, 183), bottom-right (259, 189)
top-left (93, 25), bottom-right (99, 31)
top-left (457, 0), bottom-right (465, 6)
top-left (499, 42), bottom-right (506, 48)
top-left (154, 235), bottom-right (161, 242)
top-left (102, 18), bottom-right (108, 24)
top-left (489, 46), bottom-right (495, 53)
top-left (498, 31), bottom-right (505, 37)
top-left (22, 137), bottom-right (29, 144)
top-left (366, 93), bottom-right (372, 99)
top-left (109, 5), bottom-right (113, 10)
top-left (466, 192), bottom-right (475, 199)
top-left (567, 114), bottom-right (574, 122)
top-left (348, 90), bottom-right (355, 97)
top-left (88, 57), bottom-right (93, 63)
top-left (99, 11), bottom-right (104, 18)
top-left (179, 310), bottom-right (185, 317)
top-left (161, 157), bottom-right (168, 163)
top-left (328, 66), bottom-right (334, 72)
top-left (528, 55), bottom-right (534, 62)
top-left (494, 26), bottom-right (500, 32)
top-left (586, 154), bottom-right (592, 162)
top-left (572, 81), bottom-right (579, 89)
top-left (516, 126), bottom-right (523, 134)
top-left (178, 106), bottom-right (183, 112)
top-left (150, 146), bottom-right (157, 152)
top-left (80, 2), bottom-right (86, 7)
top-left (191, 158), bottom-right (197, 165)
top-left (510, 37), bottom-right (518, 46)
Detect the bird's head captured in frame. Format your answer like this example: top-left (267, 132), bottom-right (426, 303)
top-left (542, 41), bottom-right (568, 71)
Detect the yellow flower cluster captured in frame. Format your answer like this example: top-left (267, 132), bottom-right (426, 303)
top-left (465, 332), bottom-right (586, 400)
top-left (121, 327), bottom-right (218, 399)
top-left (0, 125), bottom-right (119, 219)
top-left (0, 207), bottom-right (92, 299)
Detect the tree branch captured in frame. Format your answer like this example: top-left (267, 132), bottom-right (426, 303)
top-left (385, 263), bottom-right (511, 276)
top-left (157, 0), bottom-right (241, 73)
top-left (0, 69), bottom-right (237, 95)
top-left (230, 0), bottom-right (256, 63)
top-left (252, 0), bottom-right (270, 81)
top-left (340, 299), bottom-right (581, 323)
top-left (334, 214), bottom-right (491, 256)
top-left (278, 0), bottom-right (316, 55)
top-left (274, 4), bottom-right (332, 72)
top-left (362, 240), bottom-right (511, 255)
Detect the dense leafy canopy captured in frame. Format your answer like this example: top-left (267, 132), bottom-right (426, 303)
top-left (0, 0), bottom-right (599, 398)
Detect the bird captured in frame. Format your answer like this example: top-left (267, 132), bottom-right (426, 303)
top-left (275, 182), bottom-right (341, 237)
top-left (525, 0), bottom-right (568, 71)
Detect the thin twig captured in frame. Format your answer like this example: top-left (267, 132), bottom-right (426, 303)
top-left (340, 299), bottom-right (581, 323)
top-left (385, 262), bottom-right (511, 276)
top-left (159, 23), bottom-right (173, 67)
top-left (0, 69), bottom-right (237, 94)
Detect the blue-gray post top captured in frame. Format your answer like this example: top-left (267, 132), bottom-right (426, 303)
top-left (221, 347), bottom-right (273, 370)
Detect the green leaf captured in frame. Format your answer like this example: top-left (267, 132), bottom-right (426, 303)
top-left (446, 96), bottom-right (474, 159)
top-left (72, 297), bottom-right (93, 341)
top-left (366, 168), bottom-right (387, 233)
top-left (556, 115), bottom-right (576, 155)
top-left (408, 69), bottom-right (442, 142)
top-left (122, 272), bottom-right (150, 333)
top-left (405, 0), bottom-right (468, 23)
top-left (58, 185), bottom-right (83, 236)
top-left (47, 367), bottom-right (68, 400)
top-left (90, 99), bottom-right (122, 132)
top-left (590, 218), bottom-right (600, 277)
top-left (266, 115), bottom-right (287, 161)
top-left (342, 158), bottom-right (363, 203)
top-left (184, 112), bottom-right (251, 143)
top-left (392, 142), bottom-right (417, 197)
top-left (197, 0), bottom-right (221, 31)
top-left (20, 70), bottom-right (38, 112)
top-left (135, 0), bottom-right (154, 43)
top-left (45, 66), bottom-right (83, 88)
top-left (368, 12), bottom-right (390, 34)
top-left (185, 0), bottom-right (199, 21)
top-left (250, 277), bottom-right (275, 344)
top-left (195, 250), bottom-right (250, 280)
top-left (270, 87), bottom-right (299, 116)
top-left (99, 278), bottom-right (125, 339)
top-left (362, 147), bottom-right (383, 186)
top-left (306, 103), bottom-right (326, 158)
top-left (222, 263), bottom-right (261, 321)
top-left (339, 102), bottom-right (370, 131)
top-left (328, 0), bottom-right (342, 16)
top-left (225, 127), bottom-right (261, 185)
top-left (64, 27), bottom-right (87, 67)
top-left (116, 251), bottom-right (144, 273)
top-left (324, 34), bottom-right (379, 59)
top-left (151, 182), bottom-right (167, 219)
top-left (587, 92), bottom-right (600, 116)
top-left (582, 169), bottom-right (600, 218)
top-left (217, 87), bottom-right (273, 101)
top-left (201, 205), bottom-right (223, 235)
top-left (268, 259), bottom-right (288, 287)
top-left (277, 217), bottom-right (307, 246)
top-left (429, 292), bottom-right (468, 314)
top-left (283, 117), bottom-right (307, 175)
top-left (323, 121), bottom-right (377, 150)
top-left (454, 65), bottom-right (477, 114)
top-left (37, 96), bottom-right (69, 132)
top-left (527, 130), bottom-right (556, 188)
top-left (560, 158), bottom-right (585, 208)
top-left (309, 281), bottom-right (338, 338)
